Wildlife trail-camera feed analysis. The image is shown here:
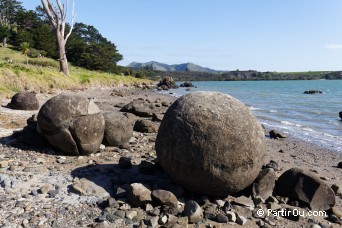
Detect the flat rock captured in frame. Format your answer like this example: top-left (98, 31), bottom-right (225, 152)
top-left (151, 189), bottom-right (178, 208)
top-left (253, 168), bottom-right (277, 200)
top-left (72, 178), bottom-right (109, 198)
top-left (127, 183), bottom-right (152, 207)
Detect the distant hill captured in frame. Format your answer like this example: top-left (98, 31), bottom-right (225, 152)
top-left (127, 61), bottom-right (219, 73)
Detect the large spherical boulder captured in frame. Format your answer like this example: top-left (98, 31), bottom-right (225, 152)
top-left (37, 94), bottom-right (105, 156)
top-left (9, 91), bottom-right (39, 110)
top-left (103, 112), bottom-right (133, 146)
top-left (155, 92), bottom-right (266, 196)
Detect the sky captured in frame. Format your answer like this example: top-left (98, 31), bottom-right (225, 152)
top-left (22, 0), bottom-right (342, 72)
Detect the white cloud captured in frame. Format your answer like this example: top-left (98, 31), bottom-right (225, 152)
top-left (325, 44), bottom-right (342, 49)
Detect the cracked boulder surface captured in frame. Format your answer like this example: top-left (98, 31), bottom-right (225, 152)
top-left (37, 94), bottom-right (105, 156)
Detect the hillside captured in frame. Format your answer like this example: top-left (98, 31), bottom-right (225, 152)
top-left (127, 61), bottom-right (218, 73)
top-left (0, 47), bottom-right (149, 99)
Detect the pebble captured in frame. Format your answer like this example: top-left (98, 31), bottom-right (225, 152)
top-left (0, 160), bottom-right (9, 168)
top-left (236, 215), bottom-right (247, 225)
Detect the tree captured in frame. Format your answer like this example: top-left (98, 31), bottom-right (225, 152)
top-left (0, 0), bottom-right (23, 47)
top-left (41, 0), bottom-right (75, 76)
top-left (67, 22), bottom-right (123, 72)
top-left (20, 42), bottom-right (30, 64)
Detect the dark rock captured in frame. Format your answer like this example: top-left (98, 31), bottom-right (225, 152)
top-left (339, 111), bottom-right (342, 120)
top-left (37, 94), bottom-right (105, 155)
top-left (338, 162), bottom-right (342, 168)
top-left (152, 113), bottom-right (163, 122)
top-left (269, 130), bottom-right (287, 139)
top-left (138, 160), bottom-right (156, 174)
top-left (253, 168), bottom-right (277, 201)
top-left (157, 76), bottom-right (179, 89)
top-left (121, 99), bottom-right (155, 117)
top-left (119, 157), bottom-right (132, 169)
top-left (180, 81), bottom-right (194, 88)
top-left (304, 90), bottom-right (323, 94)
top-left (127, 183), bottom-right (152, 207)
top-left (156, 92), bottom-right (266, 196)
top-left (216, 213), bottom-right (229, 223)
top-left (183, 200), bottom-right (203, 223)
top-left (331, 184), bottom-right (342, 196)
top-left (9, 91), bottom-right (39, 110)
top-left (263, 160), bottom-right (279, 171)
top-left (151, 190), bottom-right (178, 208)
top-left (275, 168), bottom-right (336, 211)
top-left (103, 112), bottom-right (133, 146)
top-left (134, 119), bottom-right (158, 133)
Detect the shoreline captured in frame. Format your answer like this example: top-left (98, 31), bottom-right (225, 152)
top-left (0, 87), bottom-right (341, 227)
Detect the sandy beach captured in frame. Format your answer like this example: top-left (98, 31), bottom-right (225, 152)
top-left (0, 86), bottom-right (341, 228)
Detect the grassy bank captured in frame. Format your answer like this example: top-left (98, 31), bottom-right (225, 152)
top-left (0, 47), bottom-right (150, 99)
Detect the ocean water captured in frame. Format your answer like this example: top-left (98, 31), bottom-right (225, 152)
top-left (161, 80), bottom-right (342, 153)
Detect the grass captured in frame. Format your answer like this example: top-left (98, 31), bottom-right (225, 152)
top-left (0, 46), bottom-right (150, 99)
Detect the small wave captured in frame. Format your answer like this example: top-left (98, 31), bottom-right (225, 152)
top-left (281, 121), bottom-right (303, 127)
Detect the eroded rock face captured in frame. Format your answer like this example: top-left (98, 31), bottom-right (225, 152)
top-left (156, 92), bottom-right (266, 196)
top-left (103, 112), bottom-right (133, 146)
top-left (275, 168), bottom-right (336, 211)
top-left (9, 91), bottom-right (39, 110)
top-left (37, 94), bottom-right (105, 156)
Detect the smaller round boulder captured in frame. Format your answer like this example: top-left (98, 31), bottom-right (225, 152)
top-left (9, 91), bottom-right (39, 110)
top-left (103, 112), bottom-right (133, 146)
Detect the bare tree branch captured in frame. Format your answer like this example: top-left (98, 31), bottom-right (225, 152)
top-left (65, 0), bottom-right (75, 42)
top-left (41, 0), bottom-right (57, 27)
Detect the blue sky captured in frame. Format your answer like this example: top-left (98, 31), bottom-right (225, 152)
top-left (22, 0), bottom-right (342, 72)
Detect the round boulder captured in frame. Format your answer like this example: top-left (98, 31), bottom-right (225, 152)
top-left (156, 92), bottom-right (266, 196)
top-left (103, 112), bottom-right (133, 146)
top-left (37, 94), bottom-right (105, 156)
top-left (9, 91), bottom-right (39, 110)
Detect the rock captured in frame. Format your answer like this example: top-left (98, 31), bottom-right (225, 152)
top-left (262, 160), bottom-right (279, 171)
top-left (151, 190), bottom-right (178, 208)
top-left (103, 112), bottom-right (133, 146)
top-left (304, 90), bottom-right (323, 94)
top-left (232, 196), bottom-right (254, 208)
top-left (127, 183), bottom-right (152, 207)
top-left (119, 157), bottom-right (132, 169)
top-left (275, 168), bottom-right (336, 211)
top-left (9, 91), bottom-right (39, 110)
top-left (180, 82), bottom-right (194, 87)
top-left (134, 119), bottom-right (158, 133)
top-left (153, 183), bottom-right (184, 198)
top-left (37, 94), bottom-right (105, 155)
top-left (11, 115), bottom-right (45, 146)
top-left (158, 215), bottom-right (168, 225)
top-left (157, 77), bottom-right (179, 90)
top-left (226, 211), bottom-right (236, 222)
top-left (236, 214), bottom-right (248, 225)
top-left (330, 206), bottom-right (342, 220)
top-left (269, 130), bottom-right (287, 139)
top-left (252, 168), bottom-right (277, 200)
top-left (216, 213), bottom-right (229, 223)
top-left (121, 99), bottom-right (155, 117)
top-left (339, 111), bottom-right (342, 120)
top-left (156, 92), bottom-right (266, 196)
top-left (331, 184), bottom-right (342, 196)
top-left (183, 200), bottom-right (203, 223)
top-left (338, 162), bottom-right (342, 168)
top-left (0, 161), bottom-right (9, 168)
top-left (152, 113), bottom-right (163, 122)
top-left (72, 178), bottom-right (109, 198)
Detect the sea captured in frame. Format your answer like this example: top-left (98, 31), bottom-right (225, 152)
top-left (160, 80), bottom-right (342, 153)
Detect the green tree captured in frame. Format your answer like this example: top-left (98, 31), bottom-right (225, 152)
top-left (20, 41), bottom-right (30, 64)
top-left (0, 0), bottom-right (23, 47)
top-left (67, 22), bottom-right (123, 72)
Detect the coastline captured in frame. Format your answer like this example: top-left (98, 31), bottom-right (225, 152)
top-left (0, 87), bottom-right (341, 227)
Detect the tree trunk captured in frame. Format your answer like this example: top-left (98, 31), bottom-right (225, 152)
top-left (2, 37), bottom-right (7, 48)
top-left (57, 37), bottom-right (69, 76)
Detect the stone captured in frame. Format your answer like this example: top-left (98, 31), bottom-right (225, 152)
top-left (252, 168), bottom-right (277, 200)
top-left (153, 183), bottom-right (184, 198)
top-left (331, 206), bottom-right (342, 218)
top-left (157, 77), bottom-right (179, 90)
top-left (127, 183), bottom-right (152, 207)
top-left (310, 225), bottom-right (321, 228)
top-left (103, 112), bottom-right (133, 146)
top-left (121, 99), bottom-right (155, 117)
top-left (226, 211), bottom-right (236, 222)
top-left (275, 168), bottom-right (336, 211)
top-left (72, 178), bottom-right (109, 198)
top-left (151, 189), bottom-right (178, 208)
top-left (156, 92), bottom-right (266, 196)
top-left (269, 130), bottom-right (287, 139)
top-left (338, 162), bottom-right (342, 168)
top-left (262, 160), bottom-right (279, 171)
top-left (331, 184), bottom-right (342, 196)
top-left (37, 94), bottom-right (105, 155)
top-left (232, 196), bottom-right (255, 208)
top-left (9, 91), bottom-right (39, 110)
top-left (40, 184), bottom-right (52, 194)
top-left (134, 119), bottom-right (159, 133)
top-left (236, 214), bottom-right (248, 225)
top-left (119, 157), bottom-right (132, 169)
top-left (158, 215), bottom-right (168, 225)
top-left (0, 161), bottom-right (9, 168)
top-left (183, 200), bottom-right (203, 223)
top-left (304, 90), bottom-right (323, 94)
top-left (152, 113), bottom-right (163, 122)
top-left (180, 82), bottom-right (194, 87)
top-left (339, 112), bottom-right (342, 120)
top-left (216, 213), bottom-right (229, 223)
